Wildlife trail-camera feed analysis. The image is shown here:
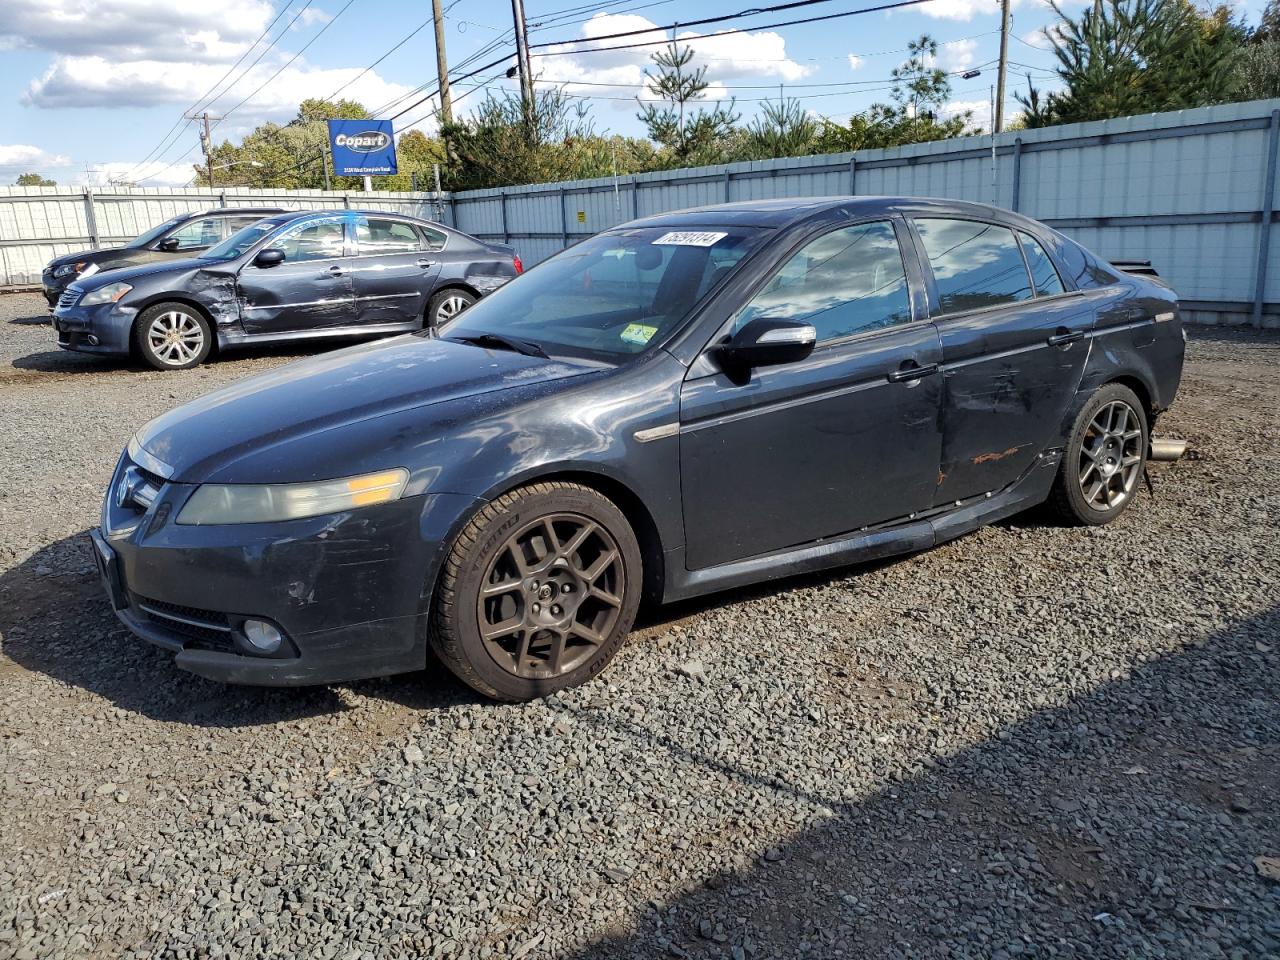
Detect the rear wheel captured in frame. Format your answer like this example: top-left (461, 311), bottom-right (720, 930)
top-left (431, 482), bottom-right (642, 702)
top-left (133, 302), bottom-right (212, 370)
top-left (1045, 383), bottom-right (1147, 526)
top-left (426, 289), bottom-right (476, 330)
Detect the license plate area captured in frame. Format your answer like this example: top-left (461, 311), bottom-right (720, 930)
top-left (89, 529), bottom-right (128, 611)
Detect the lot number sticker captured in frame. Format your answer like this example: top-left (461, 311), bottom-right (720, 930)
top-left (653, 231), bottom-right (727, 247)
top-left (620, 323), bottom-right (658, 345)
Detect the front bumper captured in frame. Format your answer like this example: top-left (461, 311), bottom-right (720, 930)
top-left (52, 299), bottom-right (136, 356)
top-left (94, 451), bottom-right (479, 686)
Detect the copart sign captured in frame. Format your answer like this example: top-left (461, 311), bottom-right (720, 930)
top-left (327, 119), bottom-right (398, 176)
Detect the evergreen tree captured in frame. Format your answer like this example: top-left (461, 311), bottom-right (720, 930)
top-left (637, 42), bottom-right (740, 166)
top-left (740, 98), bottom-right (819, 159)
top-left (1018, 0), bottom-right (1244, 127)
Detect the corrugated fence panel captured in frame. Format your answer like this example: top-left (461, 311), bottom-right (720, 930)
top-left (4, 100), bottom-right (1280, 324)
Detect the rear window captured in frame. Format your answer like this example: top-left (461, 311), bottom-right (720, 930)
top-left (914, 218), bottom-right (1033, 315)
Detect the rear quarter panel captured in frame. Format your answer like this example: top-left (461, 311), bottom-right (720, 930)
top-left (1078, 278), bottom-right (1185, 419)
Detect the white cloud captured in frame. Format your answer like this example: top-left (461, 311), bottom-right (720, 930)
top-left (942, 98), bottom-right (989, 130)
top-left (0, 0), bottom-right (274, 63)
top-left (0, 144), bottom-right (72, 169)
top-left (23, 55), bottom-right (417, 131)
top-left (918, 0), bottom-right (1004, 21)
top-left (532, 12), bottom-right (814, 112)
top-left (83, 159), bottom-right (200, 187)
top-left (847, 54), bottom-right (864, 71)
top-left (940, 38), bottom-right (978, 72)
top-left (293, 8), bottom-right (332, 29)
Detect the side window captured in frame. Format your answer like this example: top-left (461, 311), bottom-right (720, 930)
top-left (734, 221), bottom-right (913, 342)
top-left (1019, 232), bottom-right (1065, 297)
top-left (274, 219), bottom-right (346, 263)
top-left (225, 215), bottom-right (268, 235)
top-left (1055, 236), bottom-right (1121, 288)
top-left (420, 225), bottom-right (448, 252)
top-left (914, 218), bottom-right (1033, 315)
top-left (354, 216), bottom-right (422, 255)
top-left (164, 217), bottom-right (223, 250)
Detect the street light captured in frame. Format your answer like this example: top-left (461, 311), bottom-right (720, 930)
top-left (210, 160), bottom-right (264, 172)
top-left (961, 69), bottom-right (982, 79)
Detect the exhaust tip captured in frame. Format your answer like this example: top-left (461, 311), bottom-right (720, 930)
top-left (1149, 437), bottom-right (1187, 462)
top-left (86, 334), bottom-right (100, 346)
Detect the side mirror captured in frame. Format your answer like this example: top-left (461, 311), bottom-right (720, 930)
top-left (156, 237), bottom-right (181, 252)
top-left (254, 248), bottom-right (286, 268)
top-left (716, 317), bottom-right (817, 371)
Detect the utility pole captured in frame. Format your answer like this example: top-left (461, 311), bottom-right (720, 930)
top-left (431, 0), bottom-right (453, 126)
top-left (994, 0), bottom-right (1010, 134)
top-left (510, 0), bottom-right (535, 130)
top-left (186, 110), bottom-right (223, 187)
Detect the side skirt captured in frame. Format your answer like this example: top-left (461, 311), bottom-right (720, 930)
top-left (663, 451), bottom-right (1061, 603)
top-left (217, 321), bottom-right (420, 349)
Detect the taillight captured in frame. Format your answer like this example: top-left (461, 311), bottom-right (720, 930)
top-left (513, 255), bottom-right (523, 275)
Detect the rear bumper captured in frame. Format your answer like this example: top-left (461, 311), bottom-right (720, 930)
top-left (93, 457), bottom-right (481, 685)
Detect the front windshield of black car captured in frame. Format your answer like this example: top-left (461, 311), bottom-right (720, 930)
top-left (127, 216), bottom-right (184, 249)
top-left (200, 217), bottom-right (289, 261)
top-left (440, 226), bottom-right (765, 361)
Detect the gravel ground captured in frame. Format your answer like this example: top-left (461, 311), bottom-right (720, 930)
top-left (0, 291), bottom-right (1277, 960)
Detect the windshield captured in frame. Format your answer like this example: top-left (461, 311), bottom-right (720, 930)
top-left (127, 216), bottom-right (184, 249)
top-left (200, 218), bottom-right (288, 261)
top-left (441, 226), bottom-right (765, 361)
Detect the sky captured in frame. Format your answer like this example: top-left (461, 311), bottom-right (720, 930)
top-left (0, 0), bottom-right (1268, 187)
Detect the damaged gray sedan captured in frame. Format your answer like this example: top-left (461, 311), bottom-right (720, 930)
top-left (52, 210), bottom-right (521, 370)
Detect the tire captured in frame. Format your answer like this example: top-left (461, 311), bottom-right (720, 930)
top-left (431, 481), bottom-right (643, 702)
top-left (133, 302), bottom-right (212, 370)
top-left (426, 289), bottom-right (476, 330)
top-left (1045, 383), bottom-right (1148, 526)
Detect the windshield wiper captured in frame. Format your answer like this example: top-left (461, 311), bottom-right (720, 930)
top-left (449, 332), bottom-right (549, 359)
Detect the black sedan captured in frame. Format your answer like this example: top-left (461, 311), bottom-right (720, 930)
top-left (41, 206), bottom-right (285, 306)
top-left (53, 210), bottom-right (521, 370)
top-left (94, 197), bottom-right (1185, 701)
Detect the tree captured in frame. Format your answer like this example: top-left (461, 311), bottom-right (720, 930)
top-left (1017, 0), bottom-right (1244, 128)
top-left (444, 87), bottom-right (653, 191)
top-left (811, 35), bottom-right (972, 153)
top-left (15, 172), bottom-right (56, 186)
top-left (739, 98), bottom-right (819, 160)
top-left (637, 42), bottom-right (740, 166)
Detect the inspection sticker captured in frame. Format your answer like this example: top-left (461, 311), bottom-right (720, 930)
top-left (652, 231), bottom-right (727, 247)
top-left (620, 323), bottom-right (658, 345)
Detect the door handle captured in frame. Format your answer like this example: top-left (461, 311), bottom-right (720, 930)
top-left (887, 360), bottom-right (939, 383)
top-left (1047, 328), bottom-right (1084, 347)
top-left (416, 258), bottom-right (435, 269)
top-left (328, 264), bottom-right (344, 277)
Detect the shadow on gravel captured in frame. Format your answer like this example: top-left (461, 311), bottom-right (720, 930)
top-left (0, 530), bottom-right (469, 726)
top-left (0, 527), bottom-right (903, 727)
top-left (8, 311), bottom-right (50, 326)
top-left (564, 606), bottom-right (1280, 959)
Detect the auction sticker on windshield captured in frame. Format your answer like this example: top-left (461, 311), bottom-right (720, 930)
top-left (652, 231), bottom-right (727, 246)
top-left (620, 323), bottom-right (657, 346)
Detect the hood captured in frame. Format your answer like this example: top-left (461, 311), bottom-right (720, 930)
top-left (73, 256), bottom-right (216, 289)
top-left (133, 334), bottom-right (605, 484)
top-left (46, 246), bottom-right (130, 270)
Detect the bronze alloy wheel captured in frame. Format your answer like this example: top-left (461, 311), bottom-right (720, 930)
top-left (477, 513), bottom-right (625, 680)
top-left (430, 481), bottom-right (643, 701)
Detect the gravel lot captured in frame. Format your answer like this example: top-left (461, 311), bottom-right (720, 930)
top-left (0, 290), bottom-right (1277, 960)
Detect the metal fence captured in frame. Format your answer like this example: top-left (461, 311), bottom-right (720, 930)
top-left (3, 98), bottom-right (1279, 325)
top-left (0, 186), bottom-right (445, 289)
top-left (447, 98), bottom-right (1280, 328)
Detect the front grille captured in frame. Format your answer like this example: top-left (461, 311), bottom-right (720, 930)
top-left (115, 463), bottom-right (165, 514)
top-left (57, 288), bottom-right (80, 310)
top-left (134, 594), bottom-right (234, 650)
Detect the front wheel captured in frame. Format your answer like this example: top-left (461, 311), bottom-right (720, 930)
top-left (430, 482), bottom-right (643, 702)
top-left (426, 289), bottom-right (476, 330)
top-left (1045, 383), bottom-right (1148, 526)
top-left (133, 302), bottom-right (212, 370)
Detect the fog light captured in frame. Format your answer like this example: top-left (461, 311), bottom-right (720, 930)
top-left (242, 619), bottom-right (282, 654)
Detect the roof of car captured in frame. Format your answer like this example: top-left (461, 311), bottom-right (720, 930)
top-left (619, 196), bottom-right (1036, 230)
top-left (187, 206), bottom-right (287, 216)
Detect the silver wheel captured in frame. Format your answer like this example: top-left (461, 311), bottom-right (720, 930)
top-left (434, 293), bottom-right (472, 326)
top-left (1077, 399), bottom-right (1143, 511)
top-left (146, 310), bottom-right (205, 366)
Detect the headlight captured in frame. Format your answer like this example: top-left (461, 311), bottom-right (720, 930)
top-left (176, 468), bottom-right (410, 525)
top-left (80, 281), bottom-right (133, 306)
top-left (53, 262), bottom-right (85, 278)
